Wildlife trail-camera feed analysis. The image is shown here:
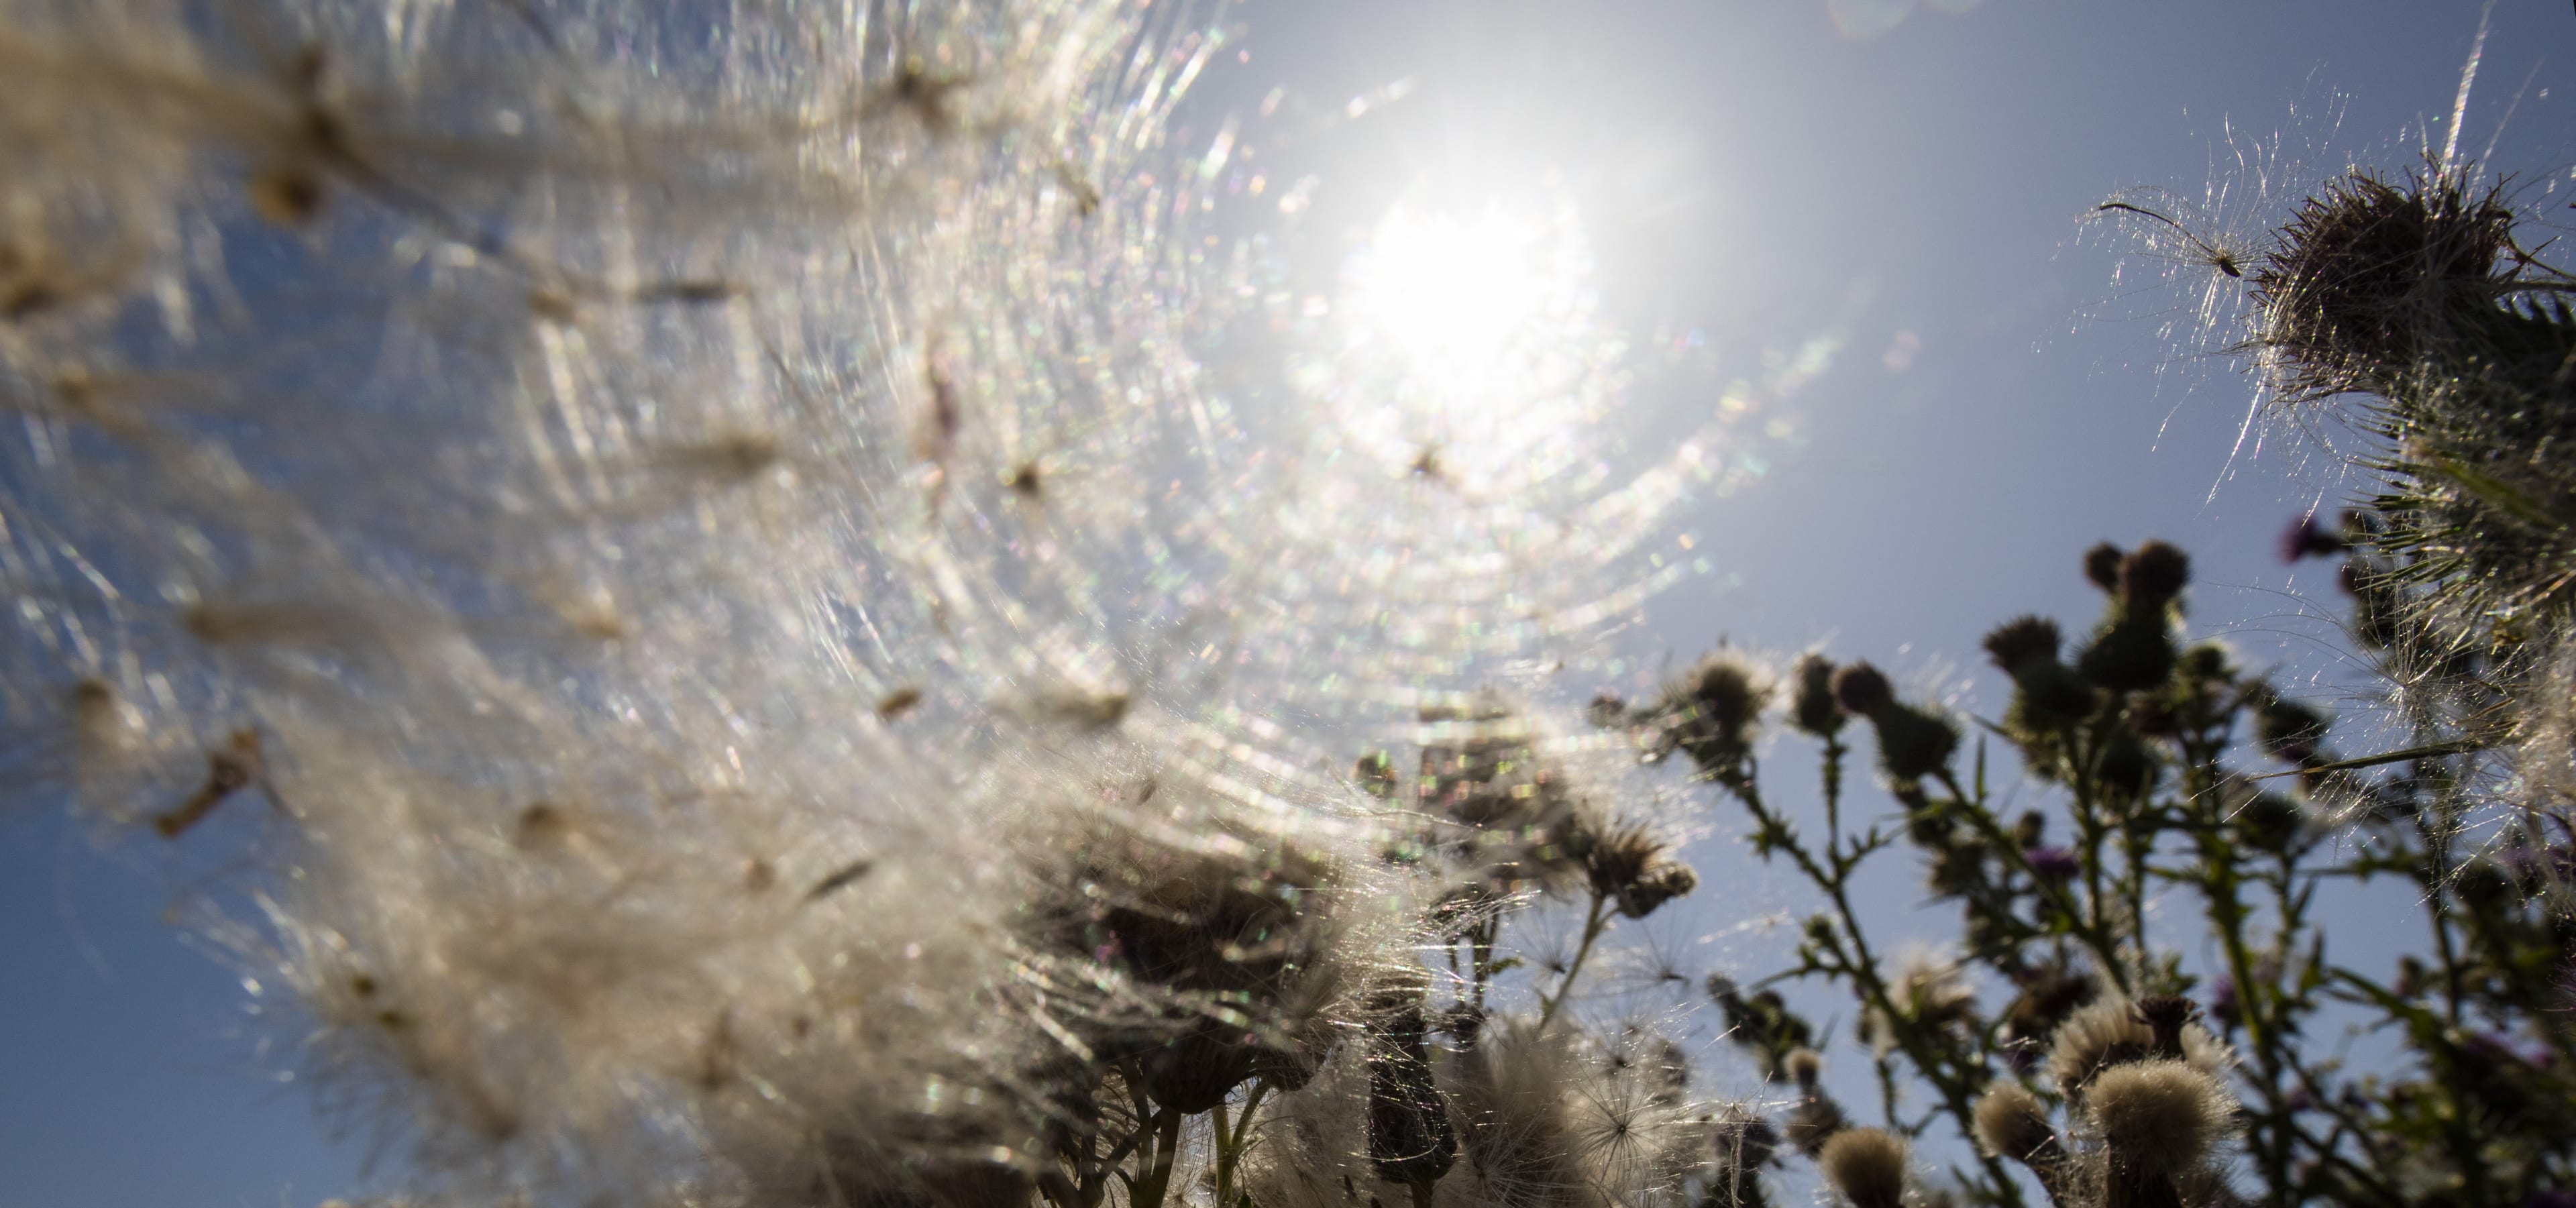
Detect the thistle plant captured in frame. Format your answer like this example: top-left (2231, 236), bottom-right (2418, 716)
top-left (9, 3), bottom-right (2576, 1207)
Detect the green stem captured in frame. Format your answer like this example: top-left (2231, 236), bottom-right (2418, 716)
top-left (1726, 769), bottom-right (2025, 1207)
top-left (1536, 890), bottom-right (1612, 1030)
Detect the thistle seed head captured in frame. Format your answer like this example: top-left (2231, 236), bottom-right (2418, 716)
top-left (1817, 1128), bottom-right (1911, 1208)
top-left (2252, 167), bottom-right (2515, 397)
top-left (1972, 1082), bottom-right (2059, 1167)
top-left (2084, 1059), bottom-right (2236, 1178)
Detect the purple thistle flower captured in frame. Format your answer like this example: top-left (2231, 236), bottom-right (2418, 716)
top-left (2023, 845), bottom-right (2079, 881)
top-left (2522, 1192), bottom-right (2576, 1208)
top-left (2207, 975), bottom-right (2240, 1028)
top-left (2279, 512), bottom-right (2347, 563)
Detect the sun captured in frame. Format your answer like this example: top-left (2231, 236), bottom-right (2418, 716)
top-left (1346, 204), bottom-right (1556, 401)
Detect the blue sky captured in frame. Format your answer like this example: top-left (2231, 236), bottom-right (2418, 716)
top-left (3, 1), bottom-right (2569, 1203)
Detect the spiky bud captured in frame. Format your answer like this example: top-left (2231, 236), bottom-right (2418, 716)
top-left (1872, 702), bottom-right (1960, 783)
top-left (1792, 654), bottom-right (1845, 737)
top-left (1983, 616), bottom-right (2063, 673)
top-left (2078, 609), bottom-right (2176, 696)
top-left (1587, 822), bottom-right (1695, 918)
top-left (1648, 654), bottom-right (1772, 777)
top-left (1831, 661), bottom-right (1893, 716)
top-left (2231, 792), bottom-right (2306, 855)
top-left (2118, 541), bottom-right (2191, 609)
top-left (1616, 860), bottom-right (1697, 920)
top-left (2084, 543), bottom-right (2126, 593)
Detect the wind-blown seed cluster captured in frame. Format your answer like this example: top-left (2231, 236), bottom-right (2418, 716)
top-left (0, 1), bottom-right (1804, 1205)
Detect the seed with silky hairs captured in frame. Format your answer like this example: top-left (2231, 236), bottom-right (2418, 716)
top-left (1817, 1128), bottom-right (1910, 1208)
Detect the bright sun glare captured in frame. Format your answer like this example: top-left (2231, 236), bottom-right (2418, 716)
top-left (1348, 205), bottom-right (1553, 398)
top-left (1308, 197), bottom-right (1610, 496)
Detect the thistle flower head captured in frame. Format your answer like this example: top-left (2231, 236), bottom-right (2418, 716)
top-left (1831, 662), bottom-right (1894, 716)
top-left (2084, 543), bottom-right (2126, 594)
top-left (1785, 1047), bottom-right (1825, 1090)
top-left (1645, 653), bottom-right (1772, 777)
top-left (1982, 616), bottom-right (2063, 673)
top-left (2083, 1059), bottom-right (2236, 1178)
top-left (2023, 845), bottom-right (2080, 881)
top-left (1570, 818), bottom-right (1698, 919)
top-left (1791, 653), bottom-right (1846, 737)
top-left (2045, 995), bottom-right (2236, 1103)
top-left (2117, 541), bottom-right (2191, 610)
top-left (1972, 1082), bottom-right (2059, 1167)
top-left (2277, 512), bottom-right (2349, 563)
top-left (1817, 1128), bottom-right (1911, 1208)
top-left (2251, 166), bottom-right (2516, 398)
